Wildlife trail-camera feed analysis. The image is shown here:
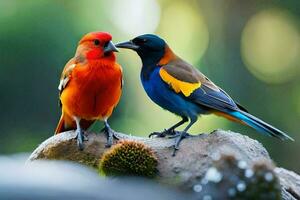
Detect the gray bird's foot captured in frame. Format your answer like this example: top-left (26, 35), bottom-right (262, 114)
top-left (167, 131), bottom-right (192, 138)
top-left (172, 131), bottom-right (191, 156)
top-left (83, 134), bottom-right (88, 141)
top-left (75, 128), bottom-right (85, 151)
top-left (149, 129), bottom-right (176, 138)
top-left (102, 123), bottom-right (119, 148)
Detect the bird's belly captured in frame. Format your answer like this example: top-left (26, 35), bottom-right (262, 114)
top-left (142, 74), bottom-right (206, 118)
top-left (61, 71), bottom-right (121, 120)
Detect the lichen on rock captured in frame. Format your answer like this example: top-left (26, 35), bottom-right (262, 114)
top-left (194, 154), bottom-right (282, 200)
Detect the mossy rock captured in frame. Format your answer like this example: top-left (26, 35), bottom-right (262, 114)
top-left (194, 155), bottom-right (282, 199)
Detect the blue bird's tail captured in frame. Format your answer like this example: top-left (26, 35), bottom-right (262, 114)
top-left (228, 110), bottom-right (294, 141)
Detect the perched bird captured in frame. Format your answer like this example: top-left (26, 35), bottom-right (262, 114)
top-left (55, 32), bottom-right (122, 150)
top-left (116, 34), bottom-right (293, 155)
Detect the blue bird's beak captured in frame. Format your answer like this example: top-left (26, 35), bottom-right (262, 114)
top-left (115, 40), bottom-right (139, 50)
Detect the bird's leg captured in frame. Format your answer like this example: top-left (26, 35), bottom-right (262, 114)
top-left (74, 117), bottom-right (84, 151)
top-left (149, 117), bottom-right (188, 138)
top-left (102, 120), bottom-right (118, 148)
top-left (82, 134), bottom-right (88, 141)
top-left (172, 118), bottom-right (197, 156)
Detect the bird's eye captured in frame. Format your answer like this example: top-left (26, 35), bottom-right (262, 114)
top-left (94, 39), bottom-right (100, 46)
top-left (133, 38), bottom-right (147, 45)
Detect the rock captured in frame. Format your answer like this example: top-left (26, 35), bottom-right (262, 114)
top-left (275, 167), bottom-right (300, 200)
top-left (28, 129), bottom-right (300, 199)
top-left (193, 155), bottom-right (282, 199)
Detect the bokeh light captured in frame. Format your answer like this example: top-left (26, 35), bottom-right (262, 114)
top-left (241, 8), bottom-right (300, 84)
top-left (0, 0), bottom-right (17, 18)
top-left (107, 0), bottom-right (161, 37)
top-left (157, 1), bottom-right (209, 64)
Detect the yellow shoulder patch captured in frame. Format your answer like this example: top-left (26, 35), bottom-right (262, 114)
top-left (159, 68), bottom-right (201, 97)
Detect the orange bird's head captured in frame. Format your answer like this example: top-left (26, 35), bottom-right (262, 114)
top-left (76, 32), bottom-right (118, 61)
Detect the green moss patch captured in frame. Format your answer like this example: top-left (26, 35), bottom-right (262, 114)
top-left (99, 140), bottom-right (157, 177)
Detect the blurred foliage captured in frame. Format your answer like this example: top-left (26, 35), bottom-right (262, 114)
top-left (0, 0), bottom-right (299, 173)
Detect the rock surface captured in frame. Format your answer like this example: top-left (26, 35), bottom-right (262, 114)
top-left (28, 130), bottom-right (300, 199)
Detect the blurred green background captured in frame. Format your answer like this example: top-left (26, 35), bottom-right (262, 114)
top-left (0, 0), bottom-right (299, 172)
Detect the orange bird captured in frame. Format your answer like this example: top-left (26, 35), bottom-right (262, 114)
top-left (55, 32), bottom-right (122, 150)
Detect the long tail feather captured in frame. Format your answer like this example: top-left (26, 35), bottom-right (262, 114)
top-left (55, 115), bottom-right (66, 134)
top-left (228, 110), bottom-right (294, 141)
top-left (54, 114), bottom-right (95, 135)
top-left (54, 113), bottom-right (75, 134)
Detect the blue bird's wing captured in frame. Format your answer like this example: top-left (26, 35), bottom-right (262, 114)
top-left (159, 58), bottom-right (241, 113)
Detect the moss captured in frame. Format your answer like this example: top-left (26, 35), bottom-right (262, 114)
top-left (43, 140), bottom-right (99, 168)
top-left (99, 140), bottom-right (158, 177)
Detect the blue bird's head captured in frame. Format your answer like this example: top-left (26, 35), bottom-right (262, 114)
top-left (116, 34), bottom-right (167, 66)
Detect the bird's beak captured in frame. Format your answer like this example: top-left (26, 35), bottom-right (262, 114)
top-left (104, 41), bottom-right (119, 53)
top-left (115, 40), bottom-right (139, 50)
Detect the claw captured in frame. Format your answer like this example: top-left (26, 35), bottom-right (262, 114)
top-left (106, 136), bottom-right (113, 147)
top-left (83, 134), bottom-right (88, 141)
top-left (167, 131), bottom-right (181, 138)
top-left (113, 133), bottom-right (120, 140)
top-left (149, 131), bottom-right (165, 138)
top-left (103, 123), bottom-right (117, 148)
top-left (172, 148), bottom-right (178, 157)
top-left (168, 131), bottom-right (192, 138)
top-left (149, 129), bottom-right (175, 138)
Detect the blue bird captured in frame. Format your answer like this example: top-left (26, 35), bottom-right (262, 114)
top-left (116, 34), bottom-right (293, 155)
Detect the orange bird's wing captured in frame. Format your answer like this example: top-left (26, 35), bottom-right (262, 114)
top-left (55, 58), bottom-right (95, 134)
top-left (55, 58), bottom-right (77, 134)
top-left (58, 58), bottom-right (77, 102)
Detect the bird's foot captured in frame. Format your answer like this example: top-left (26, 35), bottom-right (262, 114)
top-left (171, 131), bottom-right (191, 156)
top-left (82, 134), bottom-right (88, 141)
top-left (75, 128), bottom-right (85, 151)
top-left (102, 125), bottom-right (118, 148)
top-left (167, 131), bottom-right (191, 138)
top-left (149, 128), bottom-right (176, 138)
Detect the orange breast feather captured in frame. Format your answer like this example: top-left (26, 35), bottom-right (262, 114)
top-left (60, 60), bottom-right (122, 121)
